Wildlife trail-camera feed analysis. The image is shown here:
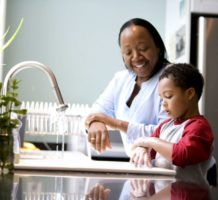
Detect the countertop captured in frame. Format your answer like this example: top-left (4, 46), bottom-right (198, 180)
top-left (1, 170), bottom-right (217, 200)
top-left (15, 150), bottom-right (176, 176)
top-left (8, 150), bottom-right (217, 199)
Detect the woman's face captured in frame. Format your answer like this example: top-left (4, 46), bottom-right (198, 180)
top-left (120, 25), bottom-right (160, 82)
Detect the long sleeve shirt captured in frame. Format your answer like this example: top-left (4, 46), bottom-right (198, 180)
top-left (91, 69), bottom-right (167, 156)
top-left (151, 115), bottom-right (215, 183)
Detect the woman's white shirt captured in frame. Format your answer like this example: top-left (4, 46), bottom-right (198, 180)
top-left (91, 69), bottom-right (167, 156)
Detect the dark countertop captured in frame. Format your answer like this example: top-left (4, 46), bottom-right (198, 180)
top-left (1, 170), bottom-right (217, 200)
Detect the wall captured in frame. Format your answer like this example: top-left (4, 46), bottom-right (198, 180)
top-left (3, 0), bottom-right (166, 105)
top-left (165, 0), bottom-right (190, 63)
top-left (0, 0), bottom-right (6, 80)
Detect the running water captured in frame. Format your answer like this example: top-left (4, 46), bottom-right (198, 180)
top-left (51, 109), bottom-right (68, 159)
top-left (21, 101), bottom-right (90, 159)
top-left (50, 103), bottom-right (89, 159)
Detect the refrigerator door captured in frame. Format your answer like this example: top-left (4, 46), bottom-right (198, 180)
top-left (197, 16), bottom-right (218, 162)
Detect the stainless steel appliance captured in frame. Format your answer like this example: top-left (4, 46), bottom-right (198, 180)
top-left (190, 12), bottom-right (218, 163)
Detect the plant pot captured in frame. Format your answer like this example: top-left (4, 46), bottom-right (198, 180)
top-left (0, 129), bottom-right (14, 174)
top-left (0, 174), bottom-right (14, 199)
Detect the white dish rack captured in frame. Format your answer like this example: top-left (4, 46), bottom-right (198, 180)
top-left (21, 101), bottom-right (91, 136)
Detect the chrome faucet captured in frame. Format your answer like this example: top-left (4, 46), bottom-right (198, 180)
top-left (2, 61), bottom-right (68, 111)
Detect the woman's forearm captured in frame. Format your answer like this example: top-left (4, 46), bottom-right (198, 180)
top-left (86, 113), bottom-right (129, 133)
top-left (99, 115), bottom-right (128, 132)
top-left (111, 118), bottom-right (129, 132)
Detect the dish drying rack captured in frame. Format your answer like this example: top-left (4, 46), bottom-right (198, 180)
top-left (21, 101), bottom-right (90, 136)
top-left (17, 175), bottom-right (89, 200)
top-left (20, 101), bottom-right (91, 154)
top-left (22, 192), bottom-right (85, 200)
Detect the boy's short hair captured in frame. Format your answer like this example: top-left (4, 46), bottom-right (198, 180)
top-left (159, 63), bottom-right (204, 100)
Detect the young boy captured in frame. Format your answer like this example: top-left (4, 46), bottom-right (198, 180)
top-left (131, 63), bottom-right (216, 185)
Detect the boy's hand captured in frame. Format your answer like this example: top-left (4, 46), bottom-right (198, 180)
top-left (86, 184), bottom-right (111, 200)
top-left (130, 146), bottom-right (152, 168)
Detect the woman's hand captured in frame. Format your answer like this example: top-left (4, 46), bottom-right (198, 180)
top-left (86, 184), bottom-right (111, 200)
top-left (87, 121), bottom-right (112, 153)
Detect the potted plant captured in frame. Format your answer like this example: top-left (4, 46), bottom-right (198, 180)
top-left (0, 17), bottom-right (24, 174)
top-left (0, 79), bottom-right (27, 174)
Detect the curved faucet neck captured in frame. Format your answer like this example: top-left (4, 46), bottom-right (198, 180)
top-left (3, 61), bottom-right (68, 111)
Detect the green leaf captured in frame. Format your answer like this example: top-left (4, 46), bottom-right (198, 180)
top-left (2, 96), bottom-right (18, 105)
top-left (11, 109), bottom-right (27, 115)
top-left (0, 79), bottom-right (27, 131)
top-left (0, 26), bottom-right (10, 41)
top-left (0, 18), bottom-right (24, 52)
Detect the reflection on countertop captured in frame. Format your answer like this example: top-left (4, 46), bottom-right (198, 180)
top-left (0, 171), bottom-right (217, 200)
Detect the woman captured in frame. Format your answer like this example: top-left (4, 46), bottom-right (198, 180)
top-left (85, 18), bottom-right (170, 155)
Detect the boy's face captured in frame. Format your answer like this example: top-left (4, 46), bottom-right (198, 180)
top-left (158, 77), bottom-right (194, 120)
